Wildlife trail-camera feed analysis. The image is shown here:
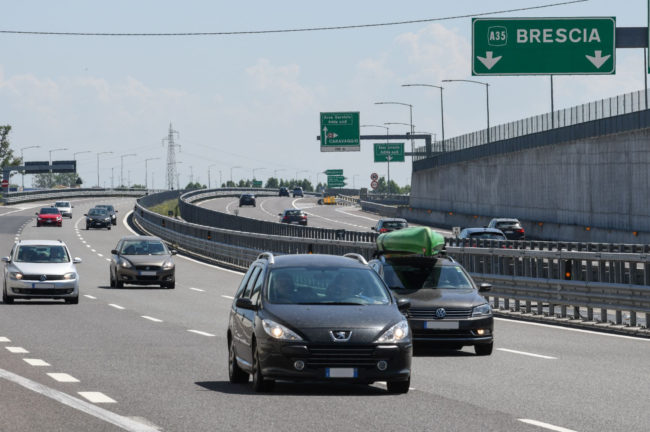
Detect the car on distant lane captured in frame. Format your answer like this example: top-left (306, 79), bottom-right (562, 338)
top-left (292, 187), bottom-right (304, 197)
top-left (36, 207), bottom-right (63, 227)
top-left (487, 218), bottom-right (525, 240)
top-left (110, 236), bottom-right (176, 289)
top-left (458, 227), bottom-right (507, 241)
top-left (85, 207), bottom-right (112, 230)
top-left (53, 201), bottom-right (73, 218)
top-left (371, 218), bottom-right (408, 234)
top-left (95, 204), bottom-right (118, 225)
top-left (239, 193), bottom-right (256, 207)
top-left (2, 239), bottom-right (81, 304)
top-left (279, 187), bottom-right (290, 197)
top-left (279, 209), bottom-right (308, 226)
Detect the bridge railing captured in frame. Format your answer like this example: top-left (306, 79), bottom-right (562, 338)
top-left (2, 188), bottom-right (148, 204)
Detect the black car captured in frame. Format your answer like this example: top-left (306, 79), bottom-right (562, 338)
top-left (368, 254), bottom-right (494, 355)
top-left (239, 193), bottom-right (256, 207)
top-left (371, 218), bottom-right (408, 234)
top-left (279, 187), bottom-right (290, 197)
top-left (292, 187), bottom-right (304, 197)
top-left (279, 209), bottom-right (308, 225)
top-left (458, 227), bottom-right (507, 241)
top-left (227, 253), bottom-right (412, 393)
top-left (487, 218), bottom-right (525, 240)
top-left (95, 204), bottom-right (118, 225)
top-left (85, 208), bottom-right (112, 230)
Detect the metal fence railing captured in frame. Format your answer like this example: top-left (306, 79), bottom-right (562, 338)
top-left (414, 88), bottom-right (650, 161)
top-left (2, 188), bottom-right (148, 204)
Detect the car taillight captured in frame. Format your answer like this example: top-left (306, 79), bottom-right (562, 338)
top-left (515, 228), bottom-right (524, 233)
top-left (379, 228), bottom-right (388, 233)
top-left (283, 217), bottom-right (289, 221)
top-left (301, 215), bottom-right (307, 219)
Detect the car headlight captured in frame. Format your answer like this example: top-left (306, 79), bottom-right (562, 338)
top-left (104, 218), bottom-right (110, 222)
top-left (262, 319), bottom-right (303, 341)
top-left (375, 319), bottom-right (409, 343)
top-left (162, 258), bottom-right (174, 270)
top-left (472, 303), bottom-right (492, 317)
top-left (9, 272), bottom-right (23, 280)
top-left (57, 216), bottom-right (62, 220)
top-left (119, 258), bottom-right (132, 268)
top-left (63, 272), bottom-right (77, 280)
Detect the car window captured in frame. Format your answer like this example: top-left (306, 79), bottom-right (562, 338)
top-left (495, 222), bottom-right (519, 229)
top-left (383, 260), bottom-right (473, 290)
top-left (120, 240), bottom-right (168, 255)
top-left (250, 268), bottom-right (266, 304)
top-left (383, 221), bottom-right (407, 229)
top-left (469, 232), bottom-right (506, 240)
top-left (55, 202), bottom-right (69, 207)
top-left (266, 267), bottom-right (390, 305)
top-left (243, 267), bottom-right (262, 298)
top-left (16, 245), bottom-right (70, 263)
top-left (235, 266), bottom-right (256, 299)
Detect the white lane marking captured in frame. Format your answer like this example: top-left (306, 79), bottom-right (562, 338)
top-left (0, 337), bottom-right (10, 343)
top-left (91, 249), bottom-right (96, 252)
top-left (105, 258), bottom-right (111, 262)
top-left (224, 200), bottom-right (238, 214)
top-left (47, 373), bottom-right (80, 383)
top-left (86, 244), bottom-right (91, 248)
top-left (176, 254), bottom-right (244, 274)
top-left (97, 253), bottom-right (103, 257)
top-left (190, 287), bottom-right (205, 292)
top-left (78, 392), bottom-right (117, 404)
top-left (123, 210), bottom-right (137, 235)
top-left (6, 347), bottom-right (28, 354)
top-left (497, 348), bottom-right (557, 360)
top-left (141, 316), bottom-right (163, 323)
top-left (82, 241), bottom-right (86, 244)
top-left (221, 295), bottom-right (234, 300)
top-left (258, 198), bottom-right (279, 219)
top-left (84, 295), bottom-right (97, 300)
top-left (0, 368), bottom-right (157, 431)
top-left (519, 419), bottom-right (577, 432)
top-left (495, 317), bottom-right (650, 342)
top-left (24, 359), bottom-right (50, 366)
top-left (187, 330), bottom-right (216, 337)
top-left (108, 304), bottom-right (125, 310)
top-left (334, 206), bottom-right (380, 222)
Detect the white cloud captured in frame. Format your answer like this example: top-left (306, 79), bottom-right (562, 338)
top-left (245, 58), bottom-right (315, 111)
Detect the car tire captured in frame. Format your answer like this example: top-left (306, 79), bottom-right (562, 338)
top-left (115, 279), bottom-right (124, 289)
top-left (474, 342), bottom-right (493, 356)
top-left (3, 288), bottom-right (14, 304)
top-left (386, 377), bottom-right (410, 394)
top-left (109, 272), bottom-right (115, 288)
top-left (86, 225), bottom-right (89, 230)
top-left (228, 338), bottom-right (249, 384)
top-left (164, 281), bottom-right (175, 289)
top-left (251, 344), bottom-right (274, 392)
top-left (36, 222), bottom-right (40, 227)
top-left (65, 296), bottom-right (79, 305)
top-left (108, 226), bottom-right (111, 230)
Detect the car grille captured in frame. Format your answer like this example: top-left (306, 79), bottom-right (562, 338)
top-left (412, 329), bottom-right (475, 339)
top-left (135, 276), bottom-right (159, 281)
top-left (135, 266), bottom-right (161, 271)
top-left (306, 345), bottom-right (381, 367)
top-left (14, 288), bottom-right (74, 295)
top-left (21, 274), bottom-right (65, 281)
top-left (408, 307), bottom-right (472, 319)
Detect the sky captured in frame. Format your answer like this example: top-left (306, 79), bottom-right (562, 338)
top-left (1, 0), bottom-right (648, 190)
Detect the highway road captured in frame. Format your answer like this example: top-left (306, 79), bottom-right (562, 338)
top-left (198, 195), bottom-right (454, 237)
top-left (1, 197), bottom-right (649, 432)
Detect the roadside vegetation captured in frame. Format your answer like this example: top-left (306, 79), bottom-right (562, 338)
top-left (147, 198), bottom-right (179, 217)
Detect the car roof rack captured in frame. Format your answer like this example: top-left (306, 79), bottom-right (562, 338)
top-left (343, 253), bottom-right (368, 265)
top-left (257, 252), bottom-right (275, 264)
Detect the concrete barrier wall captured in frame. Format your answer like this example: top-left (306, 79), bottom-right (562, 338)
top-left (409, 127), bottom-right (650, 243)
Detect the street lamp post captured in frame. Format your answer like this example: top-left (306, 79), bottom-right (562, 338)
top-left (145, 157), bottom-right (160, 190)
top-left (96, 152), bottom-right (112, 188)
top-left (442, 79), bottom-right (490, 143)
top-left (120, 153), bottom-right (136, 188)
top-left (375, 101), bottom-right (414, 159)
top-left (361, 124), bottom-right (392, 195)
top-left (20, 145), bottom-right (40, 190)
top-left (353, 174), bottom-right (359, 189)
top-left (48, 147), bottom-right (68, 188)
top-left (402, 83), bottom-right (445, 150)
top-left (230, 166), bottom-right (241, 186)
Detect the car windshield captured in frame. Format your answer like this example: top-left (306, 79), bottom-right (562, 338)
top-left (88, 209), bottom-right (107, 216)
top-left (495, 222), bottom-right (520, 229)
top-left (16, 245), bottom-right (70, 263)
top-left (97, 205), bottom-right (114, 212)
top-left (267, 267), bottom-right (390, 305)
top-left (54, 202), bottom-right (69, 207)
top-left (383, 259), bottom-right (474, 290)
top-left (468, 232), bottom-right (506, 240)
top-left (120, 240), bottom-right (168, 255)
top-left (40, 208), bottom-right (60, 215)
top-left (285, 210), bottom-right (303, 216)
top-left (383, 221), bottom-right (407, 229)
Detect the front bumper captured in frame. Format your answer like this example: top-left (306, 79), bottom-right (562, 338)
top-left (116, 267), bottom-right (175, 285)
top-left (6, 279), bottom-right (78, 299)
top-left (409, 316), bottom-right (494, 346)
top-left (86, 219), bottom-right (111, 228)
top-left (257, 339), bottom-right (412, 383)
top-left (37, 218), bottom-right (62, 226)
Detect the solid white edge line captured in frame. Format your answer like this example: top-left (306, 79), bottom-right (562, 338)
top-left (519, 419), bottom-right (577, 432)
top-left (108, 304), bottom-right (125, 310)
top-left (0, 369), bottom-right (156, 431)
top-left (187, 330), bottom-right (216, 337)
top-left (494, 317), bottom-right (650, 341)
top-left (47, 373), bottom-right (80, 383)
top-left (497, 348), bottom-right (557, 360)
top-left (123, 210), bottom-right (138, 235)
top-left (141, 316), bottom-right (163, 323)
top-left (24, 359), bottom-right (50, 366)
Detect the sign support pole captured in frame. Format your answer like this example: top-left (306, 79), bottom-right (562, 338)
top-left (551, 75), bottom-right (555, 128)
top-left (645, 48), bottom-right (648, 110)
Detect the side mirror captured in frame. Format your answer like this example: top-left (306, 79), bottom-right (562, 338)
top-left (35, 212), bottom-right (39, 216)
top-left (73, 257), bottom-right (83, 264)
top-left (111, 249), bottom-right (119, 255)
top-left (170, 250), bottom-right (178, 255)
top-left (478, 283), bottom-right (492, 293)
top-left (1, 256), bottom-right (10, 263)
top-left (235, 298), bottom-right (257, 311)
top-left (115, 210), bottom-right (118, 212)
top-left (278, 213), bottom-right (282, 216)
top-left (396, 297), bottom-right (411, 311)
top-left (84, 214), bottom-right (88, 217)
top-left (72, 205), bottom-right (74, 208)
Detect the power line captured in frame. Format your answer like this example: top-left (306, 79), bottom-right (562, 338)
top-left (0, 1), bottom-right (587, 37)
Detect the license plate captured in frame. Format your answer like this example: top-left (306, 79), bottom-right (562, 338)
top-left (326, 368), bottom-right (357, 378)
top-left (33, 283), bottom-right (55, 289)
top-left (139, 271), bottom-right (156, 276)
top-left (505, 230), bottom-right (513, 233)
top-left (424, 321), bottom-right (459, 330)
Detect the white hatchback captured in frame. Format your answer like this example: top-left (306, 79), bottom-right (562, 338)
top-left (53, 201), bottom-right (73, 218)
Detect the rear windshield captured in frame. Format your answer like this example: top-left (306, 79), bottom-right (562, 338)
top-left (383, 259), bottom-right (474, 290)
top-left (16, 245), bottom-right (70, 263)
top-left (267, 267), bottom-right (390, 305)
top-left (495, 222), bottom-right (520, 229)
top-left (383, 221), bottom-right (408, 229)
top-left (468, 232), bottom-right (506, 240)
top-left (54, 202), bottom-right (70, 207)
top-left (40, 208), bottom-right (60, 214)
top-left (285, 210), bottom-right (304, 216)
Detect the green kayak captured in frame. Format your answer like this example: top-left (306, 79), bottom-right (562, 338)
top-left (376, 226), bottom-right (445, 256)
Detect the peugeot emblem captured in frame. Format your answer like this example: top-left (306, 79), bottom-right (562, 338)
top-left (435, 308), bottom-right (446, 319)
top-left (329, 330), bottom-right (352, 342)
top-left (40, 274), bottom-right (47, 282)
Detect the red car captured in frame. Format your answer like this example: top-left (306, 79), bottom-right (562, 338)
top-left (35, 207), bottom-right (63, 227)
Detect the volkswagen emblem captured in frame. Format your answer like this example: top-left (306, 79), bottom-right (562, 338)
top-left (329, 330), bottom-right (352, 342)
top-left (40, 274), bottom-right (47, 282)
top-left (435, 308), bottom-right (446, 319)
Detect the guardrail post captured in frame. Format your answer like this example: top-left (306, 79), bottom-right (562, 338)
top-left (630, 311), bottom-right (637, 327)
top-left (600, 308), bottom-right (608, 323)
top-left (587, 307), bottom-right (593, 321)
top-left (525, 300), bottom-right (531, 313)
top-left (560, 305), bottom-right (567, 318)
top-left (537, 301), bottom-right (543, 315)
top-left (615, 310), bottom-right (623, 325)
top-left (573, 306), bottom-right (579, 319)
top-left (548, 303), bottom-right (554, 317)
top-left (646, 313), bottom-right (650, 329)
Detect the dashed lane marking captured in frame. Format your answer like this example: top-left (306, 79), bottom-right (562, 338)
top-left (48, 373), bottom-right (80, 383)
top-left (108, 304), bottom-right (125, 310)
top-left (497, 348), bottom-right (557, 360)
top-left (77, 392), bottom-right (117, 404)
top-left (187, 330), bottom-right (216, 337)
top-left (97, 253), bottom-right (103, 257)
top-left (6, 347), bottom-right (28, 354)
top-left (518, 419), bottom-right (577, 432)
top-left (221, 295), bottom-right (234, 300)
top-left (0, 337), bottom-right (10, 343)
top-left (91, 249), bottom-right (96, 252)
top-left (24, 359), bottom-right (50, 366)
top-left (84, 295), bottom-right (97, 300)
top-left (105, 258), bottom-right (111, 262)
top-left (190, 288), bottom-right (205, 292)
top-left (141, 316), bottom-right (163, 323)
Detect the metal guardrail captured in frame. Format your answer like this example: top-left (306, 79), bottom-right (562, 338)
top-left (446, 237), bottom-right (650, 254)
top-left (2, 188), bottom-right (148, 204)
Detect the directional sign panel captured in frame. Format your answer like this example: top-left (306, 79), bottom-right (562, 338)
top-left (320, 112), bottom-right (360, 152)
top-left (327, 175), bottom-right (346, 182)
top-left (324, 169), bottom-right (343, 176)
top-left (327, 182), bottom-right (346, 188)
top-left (374, 143), bottom-right (405, 163)
top-left (472, 17), bottom-right (616, 75)
top-left (252, 180), bottom-right (263, 187)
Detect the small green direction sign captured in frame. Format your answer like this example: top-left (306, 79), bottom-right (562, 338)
top-left (324, 169), bottom-right (343, 176)
top-left (374, 143), bottom-right (405, 163)
top-left (472, 17), bottom-right (616, 75)
top-left (252, 180), bottom-right (263, 187)
top-left (327, 175), bottom-right (346, 182)
top-left (320, 112), bottom-right (360, 152)
top-left (327, 181), bottom-right (346, 188)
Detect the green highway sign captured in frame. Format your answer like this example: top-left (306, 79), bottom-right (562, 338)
top-left (327, 182), bottom-right (346, 188)
top-left (374, 143), bottom-right (405, 163)
top-left (252, 180), bottom-right (263, 187)
top-left (472, 17), bottom-right (616, 75)
top-left (320, 112), bottom-right (360, 152)
top-left (324, 169), bottom-right (343, 176)
top-left (327, 175), bottom-right (346, 182)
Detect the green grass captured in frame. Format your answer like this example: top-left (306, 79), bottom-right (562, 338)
top-left (147, 199), bottom-right (179, 217)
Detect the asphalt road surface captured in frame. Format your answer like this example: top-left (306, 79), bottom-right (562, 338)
top-left (1, 197), bottom-right (649, 432)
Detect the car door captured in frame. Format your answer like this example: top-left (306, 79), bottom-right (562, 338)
top-left (233, 265), bottom-right (262, 366)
